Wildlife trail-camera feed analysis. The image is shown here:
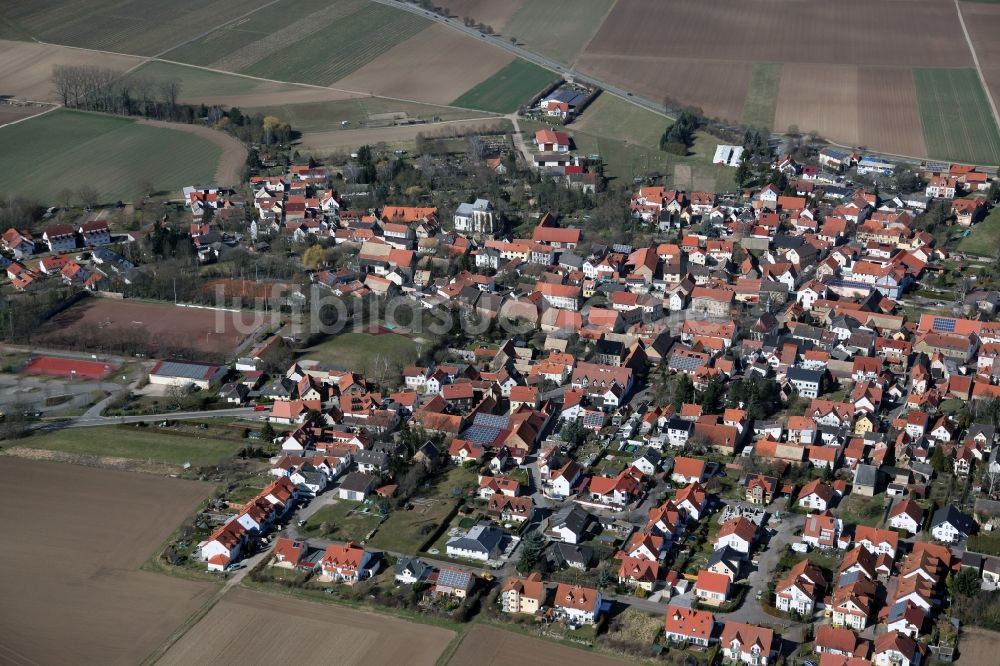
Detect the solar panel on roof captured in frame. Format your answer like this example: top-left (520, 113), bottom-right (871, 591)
top-left (437, 568), bottom-right (470, 588)
top-left (473, 413), bottom-right (509, 429)
top-left (463, 425), bottom-right (501, 444)
top-left (154, 360), bottom-right (216, 380)
top-left (932, 317), bottom-right (956, 332)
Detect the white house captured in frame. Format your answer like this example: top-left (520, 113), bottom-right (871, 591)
top-left (553, 583), bottom-right (601, 624)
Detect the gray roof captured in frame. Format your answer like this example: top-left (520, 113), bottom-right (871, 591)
top-left (552, 504), bottom-right (592, 536)
top-left (339, 471), bottom-right (376, 492)
top-left (788, 366), bottom-right (824, 384)
top-left (546, 542), bottom-right (595, 568)
top-left (395, 556), bottom-right (432, 580)
top-left (932, 505), bottom-right (975, 534)
top-left (708, 545), bottom-right (743, 569)
top-left (446, 522), bottom-right (504, 555)
top-left (455, 198), bottom-right (492, 215)
top-left (854, 464), bottom-right (878, 488)
top-left (152, 360), bottom-right (220, 380)
top-left (436, 567), bottom-right (473, 590)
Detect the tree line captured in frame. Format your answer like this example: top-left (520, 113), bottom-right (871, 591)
top-left (50, 65), bottom-right (292, 145)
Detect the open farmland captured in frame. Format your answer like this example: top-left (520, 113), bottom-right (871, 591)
top-left (451, 59), bottom-right (556, 113)
top-left (240, 3), bottom-right (429, 87)
top-left (0, 109), bottom-right (226, 202)
top-left (0, 457), bottom-right (214, 666)
top-left (446, 0), bottom-right (527, 29)
top-left (299, 118), bottom-right (511, 154)
top-left (742, 63), bottom-right (783, 130)
top-left (160, 587), bottom-right (454, 666)
top-left (125, 60), bottom-right (361, 108)
top-left (955, 627), bottom-right (1000, 666)
top-left (448, 625), bottom-right (630, 666)
top-left (914, 68), bottom-right (1000, 164)
top-left (857, 67), bottom-right (927, 157)
top-left (0, 39), bottom-right (142, 102)
top-left (0, 0), bottom-right (272, 56)
top-left (334, 24), bottom-right (514, 105)
top-left (243, 97), bottom-right (488, 133)
top-left (36, 298), bottom-right (263, 360)
top-left (961, 2), bottom-right (1000, 117)
top-left (774, 64), bottom-right (860, 145)
top-left (501, 0), bottom-right (617, 65)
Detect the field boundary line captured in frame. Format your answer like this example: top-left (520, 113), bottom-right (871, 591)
top-left (955, 0), bottom-right (1000, 137)
top-left (151, 0), bottom-right (284, 59)
top-left (0, 103), bottom-right (59, 130)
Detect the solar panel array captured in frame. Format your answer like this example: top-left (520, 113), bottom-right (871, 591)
top-left (154, 360), bottom-right (216, 380)
top-left (932, 317), bottom-right (956, 333)
top-left (436, 568), bottom-right (471, 589)
top-left (472, 412), bottom-right (509, 429)
top-left (669, 354), bottom-right (705, 372)
top-left (463, 424), bottom-right (502, 444)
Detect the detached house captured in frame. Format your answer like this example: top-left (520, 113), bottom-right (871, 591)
top-left (888, 499), bottom-right (924, 535)
top-left (501, 572), bottom-right (546, 614)
top-left (775, 559), bottom-right (826, 616)
top-left (319, 542), bottom-right (377, 583)
top-left (721, 622), bottom-right (776, 666)
top-left (553, 583), bottom-right (602, 624)
top-left (664, 605), bottom-right (715, 647)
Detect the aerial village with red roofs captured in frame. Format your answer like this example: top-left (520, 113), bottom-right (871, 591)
top-left (5, 84), bottom-right (1000, 665)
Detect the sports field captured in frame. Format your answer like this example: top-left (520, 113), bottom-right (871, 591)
top-left (18, 425), bottom-right (245, 467)
top-left (914, 68), bottom-right (1000, 164)
top-left (0, 458), bottom-right (213, 665)
top-left (0, 0), bottom-right (272, 56)
top-left (451, 59), bottom-right (556, 113)
top-left (742, 63), bottom-right (783, 130)
top-left (0, 109), bottom-right (226, 202)
top-left (958, 207), bottom-right (1000, 257)
top-left (501, 0), bottom-right (616, 65)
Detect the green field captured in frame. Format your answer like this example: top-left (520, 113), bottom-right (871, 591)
top-left (244, 97), bottom-right (489, 133)
top-left (125, 61), bottom-right (280, 99)
top-left (958, 206), bottom-right (1000, 256)
top-left (573, 93), bottom-right (666, 146)
top-left (451, 59), bottom-right (556, 113)
top-left (0, 0), bottom-right (270, 56)
top-left (302, 331), bottom-right (418, 372)
top-left (16, 425), bottom-right (243, 466)
top-left (914, 68), bottom-right (1000, 165)
top-left (0, 109), bottom-right (221, 203)
top-left (742, 62), bottom-right (783, 130)
top-left (301, 500), bottom-right (384, 542)
top-left (501, 0), bottom-right (616, 65)
top-left (242, 3), bottom-right (429, 86)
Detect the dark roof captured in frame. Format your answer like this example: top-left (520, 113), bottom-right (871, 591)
top-left (788, 366), bottom-right (824, 384)
top-left (546, 541), bottom-right (596, 568)
top-left (339, 471), bottom-right (376, 492)
top-left (932, 504), bottom-right (975, 534)
top-left (552, 504), bottom-right (592, 536)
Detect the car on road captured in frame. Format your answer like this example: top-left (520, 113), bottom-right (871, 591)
top-left (254, 404), bottom-right (268, 411)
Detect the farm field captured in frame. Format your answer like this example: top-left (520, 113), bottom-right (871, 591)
top-left (298, 118), bottom-right (512, 154)
top-left (0, 109), bottom-right (225, 202)
top-left (960, 2), bottom-right (1000, 116)
top-left (857, 67), bottom-right (927, 158)
top-left (447, 625), bottom-right (630, 666)
top-left (0, 39), bottom-right (142, 102)
top-left (446, 0), bottom-right (527, 29)
top-left (14, 424), bottom-right (246, 467)
top-left (955, 627), bottom-right (1000, 666)
top-left (501, 0), bottom-right (617, 65)
top-left (160, 587), bottom-right (454, 666)
top-left (243, 97), bottom-right (491, 134)
top-left (334, 24), bottom-right (514, 105)
top-left (572, 93), bottom-right (666, 147)
top-left (0, 0), bottom-right (272, 56)
top-left (126, 60), bottom-right (360, 107)
top-left (774, 64), bottom-right (860, 145)
top-left (958, 207), bottom-right (1000, 257)
top-left (0, 103), bottom-right (52, 126)
top-left (451, 59), bottom-right (557, 113)
top-left (302, 331), bottom-right (418, 373)
top-left (36, 297), bottom-right (262, 360)
top-left (241, 3), bottom-right (429, 87)
top-left (0, 457), bottom-right (214, 666)
top-left (742, 63), bottom-right (783, 130)
top-left (914, 68), bottom-right (1000, 164)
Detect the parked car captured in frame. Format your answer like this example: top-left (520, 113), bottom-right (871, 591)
top-left (254, 404), bottom-right (268, 411)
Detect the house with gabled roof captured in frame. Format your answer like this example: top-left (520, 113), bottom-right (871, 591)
top-left (501, 571), bottom-right (546, 614)
top-left (664, 605), bottom-right (715, 646)
top-left (775, 559), bottom-right (826, 616)
top-left (721, 621), bottom-right (776, 665)
top-left (553, 583), bottom-right (602, 624)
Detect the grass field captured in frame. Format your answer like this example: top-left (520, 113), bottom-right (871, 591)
top-left (126, 60), bottom-right (276, 98)
top-left (0, 0), bottom-right (271, 56)
top-left (451, 59), bottom-right (556, 113)
top-left (302, 331), bottom-right (418, 372)
top-left (958, 207), bottom-right (1000, 256)
top-left (244, 97), bottom-right (489, 133)
top-left (837, 493), bottom-right (886, 527)
top-left (914, 68), bottom-right (1000, 164)
top-left (742, 62), bottom-right (783, 129)
top-left (301, 499), bottom-right (384, 542)
top-left (501, 0), bottom-right (617, 64)
top-left (16, 425), bottom-right (244, 466)
top-left (241, 4), bottom-right (428, 86)
top-left (0, 109), bottom-right (221, 203)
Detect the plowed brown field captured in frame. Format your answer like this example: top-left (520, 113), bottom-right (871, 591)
top-left (448, 625), bottom-right (631, 666)
top-left (774, 64), bottom-right (861, 145)
top-left (160, 587), bottom-right (454, 665)
top-left (858, 67), bottom-right (927, 157)
top-left (0, 39), bottom-right (142, 102)
top-left (0, 458), bottom-right (213, 666)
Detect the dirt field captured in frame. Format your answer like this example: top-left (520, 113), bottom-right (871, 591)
top-left (37, 298), bottom-right (263, 360)
top-left (955, 626), bottom-right (1000, 665)
top-left (0, 102), bottom-right (52, 126)
top-left (0, 39), bottom-right (142, 102)
top-left (448, 625), bottom-right (631, 666)
top-left (0, 457), bottom-right (214, 666)
top-left (138, 118), bottom-right (247, 184)
top-left (774, 63), bottom-right (860, 146)
top-left (160, 587), bottom-right (454, 665)
top-left (335, 24), bottom-right (513, 105)
top-left (959, 2), bottom-right (1000, 119)
top-left (584, 0), bottom-right (972, 68)
top-left (446, 0), bottom-right (526, 29)
top-left (576, 54), bottom-right (753, 120)
top-left (858, 67), bottom-right (927, 157)
top-left (300, 118), bottom-right (510, 153)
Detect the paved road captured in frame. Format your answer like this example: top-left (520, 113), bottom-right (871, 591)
top-left (34, 406), bottom-right (262, 432)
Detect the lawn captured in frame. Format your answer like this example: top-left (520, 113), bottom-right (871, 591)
top-left (0, 109), bottom-right (221, 203)
top-left (242, 3), bottom-right (429, 86)
top-left (501, 0), bottom-right (617, 65)
top-left (0, 0), bottom-right (271, 56)
top-left (958, 207), bottom-right (1000, 257)
top-left (14, 424), bottom-right (243, 466)
top-left (301, 331), bottom-right (418, 373)
top-left (742, 62), bottom-right (783, 130)
top-left (451, 59), bottom-right (557, 113)
top-left (968, 533), bottom-right (1000, 556)
top-left (837, 493), bottom-right (886, 527)
top-left (301, 499), bottom-right (384, 542)
top-left (914, 68), bottom-right (1000, 165)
